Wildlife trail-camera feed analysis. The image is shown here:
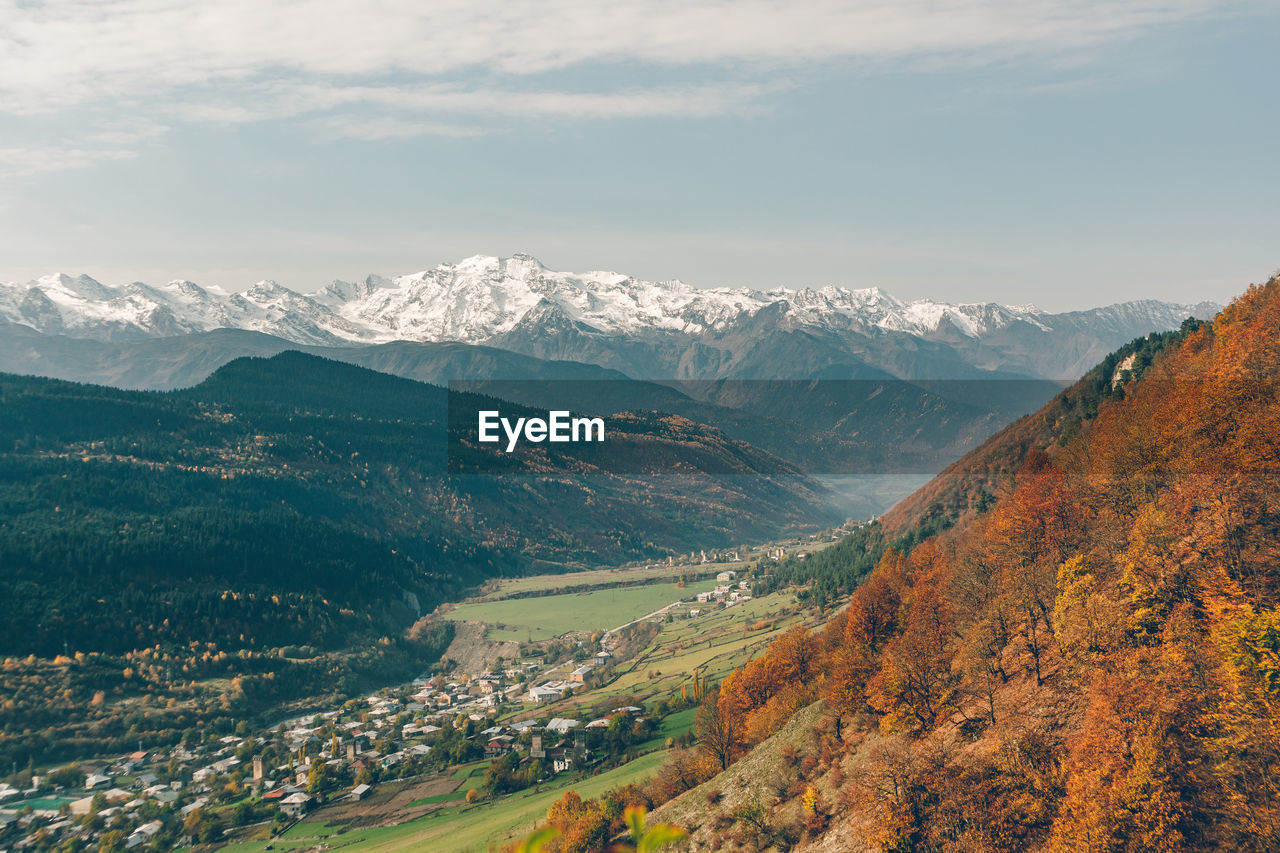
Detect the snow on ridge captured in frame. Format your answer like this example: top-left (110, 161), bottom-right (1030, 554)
top-left (0, 256), bottom-right (1214, 345)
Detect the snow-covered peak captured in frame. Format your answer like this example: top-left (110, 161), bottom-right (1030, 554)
top-left (0, 255), bottom-right (1213, 348)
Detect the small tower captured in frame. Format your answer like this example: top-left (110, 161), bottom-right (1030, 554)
top-left (252, 755), bottom-right (264, 783)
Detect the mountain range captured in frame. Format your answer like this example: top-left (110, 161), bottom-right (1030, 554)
top-left (0, 255), bottom-right (1222, 511)
top-left (0, 254), bottom-right (1218, 383)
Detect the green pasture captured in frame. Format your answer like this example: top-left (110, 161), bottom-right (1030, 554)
top-left (443, 581), bottom-right (715, 641)
top-left (217, 750), bottom-right (669, 853)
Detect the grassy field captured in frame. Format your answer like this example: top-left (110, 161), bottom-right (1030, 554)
top-left (217, 561), bottom-right (804, 852)
top-left (470, 562), bottom-right (739, 600)
top-left (633, 707), bottom-right (697, 753)
top-left (218, 751), bottom-right (670, 853)
top-left (540, 590), bottom-right (806, 718)
top-left (442, 580), bottom-right (717, 641)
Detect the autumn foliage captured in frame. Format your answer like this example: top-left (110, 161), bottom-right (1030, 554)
top-left (666, 277), bottom-right (1280, 850)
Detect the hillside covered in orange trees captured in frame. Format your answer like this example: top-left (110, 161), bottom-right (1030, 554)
top-left (514, 277), bottom-right (1280, 853)
top-left (677, 275), bottom-right (1280, 851)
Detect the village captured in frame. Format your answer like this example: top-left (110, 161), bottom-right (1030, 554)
top-left (0, 528), bottom-right (852, 853)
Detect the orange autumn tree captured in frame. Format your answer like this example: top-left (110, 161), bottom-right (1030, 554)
top-left (635, 276), bottom-right (1280, 851)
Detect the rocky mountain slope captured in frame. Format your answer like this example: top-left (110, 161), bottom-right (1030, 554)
top-left (0, 255), bottom-right (1217, 381)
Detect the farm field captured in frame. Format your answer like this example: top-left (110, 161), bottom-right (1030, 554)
top-left (441, 580), bottom-right (716, 641)
top-left (468, 562), bottom-right (739, 600)
top-left (532, 590), bottom-right (807, 723)
top-left (215, 554), bottom-right (810, 853)
top-left (595, 591), bottom-right (805, 698)
top-left (218, 751), bottom-right (669, 853)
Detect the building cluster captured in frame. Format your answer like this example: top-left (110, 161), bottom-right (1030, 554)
top-left (0, 540), bottom-right (827, 850)
top-left (692, 573), bottom-right (753, 609)
top-left (0, 637), bottom-right (623, 850)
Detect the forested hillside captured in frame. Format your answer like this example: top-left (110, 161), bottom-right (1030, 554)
top-left (533, 278), bottom-right (1280, 851)
top-left (0, 352), bottom-right (832, 658)
top-left (0, 352), bottom-right (832, 766)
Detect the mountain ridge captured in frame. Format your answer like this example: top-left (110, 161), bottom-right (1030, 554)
top-left (0, 255), bottom-right (1218, 380)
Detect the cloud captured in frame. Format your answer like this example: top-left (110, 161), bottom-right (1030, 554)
top-left (0, 1), bottom-right (1245, 115)
top-left (0, 0), bottom-right (1255, 174)
top-left (178, 80), bottom-right (780, 129)
top-left (0, 145), bottom-right (137, 180)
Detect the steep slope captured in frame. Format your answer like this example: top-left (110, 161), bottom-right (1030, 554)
top-left (638, 276), bottom-right (1280, 851)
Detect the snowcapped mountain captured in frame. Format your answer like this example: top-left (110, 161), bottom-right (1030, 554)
top-left (0, 254), bottom-right (1219, 380)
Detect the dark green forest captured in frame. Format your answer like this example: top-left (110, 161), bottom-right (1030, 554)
top-left (0, 352), bottom-right (833, 766)
top-left (0, 352), bottom-right (829, 659)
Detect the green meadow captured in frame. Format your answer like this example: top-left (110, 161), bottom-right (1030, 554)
top-left (218, 751), bottom-right (669, 853)
top-left (442, 580), bottom-right (716, 641)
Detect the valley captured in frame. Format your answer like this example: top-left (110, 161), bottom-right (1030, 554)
top-left (1, 541), bottom-right (836, 853)
top-left (0, 261), bottom-right (1257, 853)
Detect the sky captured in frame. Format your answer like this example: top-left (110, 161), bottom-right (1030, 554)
top-left (0, 0), bottom-right (1277, 312)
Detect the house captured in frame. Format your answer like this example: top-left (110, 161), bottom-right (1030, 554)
top-left (716, 570), bottom-right (737, 582)
top-left (529, 684), bottom-right (565, 704)
top-left (549, 746), bottom-right (575, 774)
top-left (125, 821), bottom-right (161, 849)
top-left (351, 783), bottom-right (372, 801)
top-left (468, 679), bottom-right (495, 696)
top-left (279, 792), bottom-right (313, 819)
top-left (593, 651), bottom-right (612, 664)
top-left (84, 773), bottom-right (110, 789)
top-left (570, 664), bottom-right (595, 684)
top-left (211, 757), bottom-right (241, 774)
top-left (545, 718), bottom-right (580, 734)
top-left (484, 736), bottom-right (515, 758)
top-left (179, 798), bottom-right (209, 818)
top-left (133, 773), bottom-right (158, 789)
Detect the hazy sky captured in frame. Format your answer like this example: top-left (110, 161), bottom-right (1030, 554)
top-left (1, 0), bottom-right (1277, 311)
